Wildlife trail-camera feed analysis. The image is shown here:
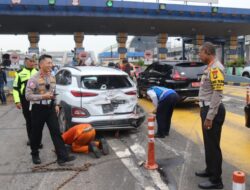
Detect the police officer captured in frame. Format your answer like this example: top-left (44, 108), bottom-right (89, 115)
top-left (26, 54), bottom-right (75, 165)
top-left (13, 54), bottom-right (43, 147)
top-left (195, 42), bottom-right (225, 189)
top-left (147, 86), bottom-right (179, 138)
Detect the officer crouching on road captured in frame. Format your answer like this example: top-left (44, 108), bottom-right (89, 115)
top-left (196, 42), bottom-right (226, 189)
top-left (147, 86), bottom-right (179, 138)
top-left (26, 54), bottom-right (75, 165)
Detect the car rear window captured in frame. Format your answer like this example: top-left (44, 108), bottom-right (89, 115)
top-left (81, 75), bottom-right (132, 90)
top-left (175, 62), bottom-right (206, 78)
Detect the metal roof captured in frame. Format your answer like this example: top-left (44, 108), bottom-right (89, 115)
top-left (0, 0), bottom-right (250, 36)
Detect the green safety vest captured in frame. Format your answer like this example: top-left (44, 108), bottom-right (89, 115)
top-left (13, 68), bottom-right (38, 103)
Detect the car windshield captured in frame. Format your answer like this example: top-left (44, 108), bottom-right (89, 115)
top-left (81, 75), bottom-right (132, 90)
top-left (175, 62), bottom-right (206, 78)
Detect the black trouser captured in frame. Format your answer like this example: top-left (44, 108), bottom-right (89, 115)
top-left (156, 93), bottom-right (179, 137)
top-left (30, 104), bottom-right (68, 159)
top-left (200, 103), bottom-right (226, 183)
top-left (20, 96), bottom-right (32, 142)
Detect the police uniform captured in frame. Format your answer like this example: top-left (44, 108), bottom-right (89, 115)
top-left (147, 86), bottom-right (179, 138)
top-left (26, 71), bottom-right (70, 163)
top-left (13, 66), bottom-right (37, 142)
top-left (198, 60), bottom-right (226, 183)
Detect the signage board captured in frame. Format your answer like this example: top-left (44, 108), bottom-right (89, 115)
top-left (158, 48), bottom-right (168, 54)
top-left (28, 47), bottom-right (39, 54)
top-left (78, 51), bottom-right (88, 60)
top-left (118, 47), bottom-right (127, 54)
top-left (10, 52), bottom-right (20, 63)
top-left (144, 50), bottom-right (153, 59)
top-left (170, 0), bottom-right (218, 3)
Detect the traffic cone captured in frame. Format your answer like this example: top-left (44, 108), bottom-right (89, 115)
top-left (144, 114), bottom-right (158, 170)
top-left (232, 171), bottom-right (246, 190)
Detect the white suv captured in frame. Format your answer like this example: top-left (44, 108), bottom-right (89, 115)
top-left (55, 66), bottom-right (145, 132)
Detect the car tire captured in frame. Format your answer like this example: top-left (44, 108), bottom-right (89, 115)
top-left (58, 107), bottom-right (71, 133)
top-left (243, 72), bottom-right (250, 78)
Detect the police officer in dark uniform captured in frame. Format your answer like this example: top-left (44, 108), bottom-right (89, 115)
top-left (147, 86), bottom-right (179, 138)
top-left (13, 54), bottom-right (43, 147)
top-left (196, 42), bottom-right (226, 189)
top-left (26, 54), bottom-right (75, 165)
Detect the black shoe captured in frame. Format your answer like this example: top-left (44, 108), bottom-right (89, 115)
top-left (57, 155), bottom-right (76, 166)
top-left (27, 141), bottom-right (30, 146)
top-left (154, 134), bottom-right (165, 138)
top-left (195, 170), bottom-right (212, 177)
top-left (198, 180), bottom-right (223, 189)
top-left (99, 138), bottom-right (109, 155)
top-left (32, 155), bottom-right (41, 165)
top-left (89, 142), bottom-right (101, 158)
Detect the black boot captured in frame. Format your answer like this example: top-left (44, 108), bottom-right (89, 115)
top-left (89, 142), bottom-right (101, 158)
top-left (32, 155), bottom-right (41, 165)
top-left (99, 138), bottom-right (109, 155)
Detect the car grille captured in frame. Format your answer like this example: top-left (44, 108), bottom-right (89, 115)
top-left (91, 119), bottom-right (134, 127)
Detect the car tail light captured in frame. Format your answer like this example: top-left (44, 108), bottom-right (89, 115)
top-left (71, 107), bottom-right (89, 117)
top-left (125, 90), bottom-right (137, 95)
top-left (172, 70), bottom-right (187, 81)
top-left (71, 90), bottom-right (98, 97)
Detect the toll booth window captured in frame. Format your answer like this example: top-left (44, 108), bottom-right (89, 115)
top-left (81, 75), bottom-right (132, 90)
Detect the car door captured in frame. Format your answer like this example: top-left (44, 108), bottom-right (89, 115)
top-left (138, 63), bottom-right (158, 95)
top-left (55, 69), bottom-right (73, 105)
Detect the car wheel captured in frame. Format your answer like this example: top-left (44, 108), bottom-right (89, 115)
top-left (58, 107), bottom-right (70, 133)
top-left (243, 72), bottom-right (250, 78)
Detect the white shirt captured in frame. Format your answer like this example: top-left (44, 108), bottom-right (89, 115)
top-left (147, 89), bottom-right (158, 107)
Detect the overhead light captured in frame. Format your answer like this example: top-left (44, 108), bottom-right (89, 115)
top-left (12, 0), bottom-right (21, 4)
top-left (106, 0), bottom-right (113, 7)
top-left (159, 3), bottom-right (166, 10)
top-left (48, 0), bottom-right (56, 6)
top-left (211, 7), bottom-right (219, 13)
top-left (72, 0), bottom-right (80, 6)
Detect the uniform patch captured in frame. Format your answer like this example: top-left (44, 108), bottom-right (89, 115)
top-left (210, 68), bottom-right (224, 91)
top-left (28, 81), bottom-right (36, 89)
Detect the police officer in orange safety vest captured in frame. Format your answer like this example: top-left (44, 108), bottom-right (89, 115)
top-left (147, 86), bottom-right (179, 138)
top-left (62, 124), bottom-right (109, 158)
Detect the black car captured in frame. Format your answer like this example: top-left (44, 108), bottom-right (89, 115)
top-left (137, 61), bottom-right (206, 101)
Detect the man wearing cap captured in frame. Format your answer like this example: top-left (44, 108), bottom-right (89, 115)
top-left (13, 53), bottom-right (42, 147)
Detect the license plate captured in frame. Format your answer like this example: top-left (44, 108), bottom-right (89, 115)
top-left (111, 99), bottom-right (126, 104)
top-left (102, 104), bottom-right (114, 113)
top-left (192, 82), bottom-right (200, 87)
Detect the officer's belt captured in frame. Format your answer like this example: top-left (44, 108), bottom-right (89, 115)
top-left (199, 101), bottom-right (210, 107)
top-left (32, 100), bottom-right (52, 105)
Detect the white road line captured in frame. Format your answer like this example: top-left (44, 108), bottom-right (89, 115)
top-left (108, 139), bottom-right (154, 189)
top-left (129, 142), bottom-right (169, 190)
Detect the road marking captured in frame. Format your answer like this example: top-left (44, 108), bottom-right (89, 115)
top-left (108, 139), bottom-right (169, 190)
top-left (107, 139), bottom-right (155, 189)
top-left (139, 98), bottom-right (250, 174)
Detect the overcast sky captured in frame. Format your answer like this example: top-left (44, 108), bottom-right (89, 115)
top-left (0, 0), bottom-right (250, 55)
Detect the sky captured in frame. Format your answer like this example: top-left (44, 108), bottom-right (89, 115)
top-left (0, 0), bottom-right (250, 56)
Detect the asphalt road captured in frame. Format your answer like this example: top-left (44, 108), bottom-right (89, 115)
top-left (0, 85), bottom-right (249, 190)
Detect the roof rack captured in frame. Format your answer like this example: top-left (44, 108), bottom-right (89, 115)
top-left (63, 65), bottom-right (81, 71)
